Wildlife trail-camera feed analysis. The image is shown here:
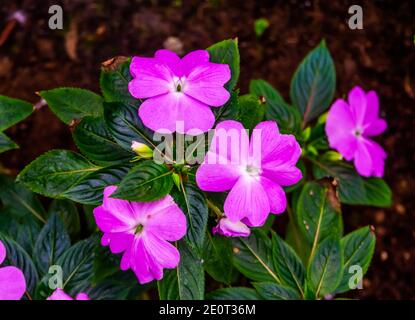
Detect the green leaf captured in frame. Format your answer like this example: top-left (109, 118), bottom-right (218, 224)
top-left (104, 101), bottom-right (155, 152)
top-left (33, 213), bottom-right (71, 275)
top-left (57, 238), bottom-right (96, 295)
top-left (312, 159), bottom-right (392, 207)
top-left (172, 182), bottom-right (208, 253)
top-left (48, 199), bottom-right (80, 240)
top-left (99, 57), bottom-right (138, 105)
top-left (250, 79), bottom-right (300, 134)
top-left (254, 18), bottom-right (269, 37)
top-left (271, 232), bottom-right (305, 296)
top-left (203, 233), bottom-right (235, 285)
top-left (1, 218), bottom-right (41, 256)
top-left (158, 241), bottom-right (204, 300)
top-left (207, 39), bottom-right (240, 91)
top-left (290, 40), bottom-right (336, 125)
top-left (254, 282), bottom-right (300, 300)
top-left (236, 94), bottom-right (265, 130)
top-left (112, 160), bottom-right (173, 202)
top-left (63, 165), bottom-right (130, 205)
top-left (296, 182), bottom-right (342, 251)
top-left (214, 90), bottom-right (239, 122)
top-left (335, 226), bottom-right (376, 294)
top-left (0, 175), bottom-right (47, 224)
top-left (0, 95), bottom-right (32, 131)
top-left (17, 150), bottom-right (100, 198)
top-left (307, 236), bottom-right (343, 298)
top-left (232, 229), bottom-right (280, 283)
top-left (0, 132), bottom-right (18, 153)
top-left (207, 287), bottom-right (260, 300)
top-left (39, 88), bottom-right (103, 124)
top-left (0, 234), bottom-right (38, 295)
top-left (73, 116), bottom-right (133, 165)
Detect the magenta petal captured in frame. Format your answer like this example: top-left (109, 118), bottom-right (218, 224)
top-left (363, 90), bottom-right (380, 125)
top-left (185, 63), bottom-right (231, 106)
top-left (180, 50), bottom-right (210, 76)
top-left (0, 241), bottom-right (5, 264)
top-left (212, 218), bottom-right (251, 237)
top-left (130, 237), bottom-right (163, 284)
top-left (128, 57), bottom-right (172, 99)
top-left (107, 232), bottom-right (134, 254)
top-left (75, 293), bottom-right (90, 300)
top-left (354, 138), bottom-right (386, 177)
top-left (142, 232), bottom-right (180, 270)
top-left (262, 165), bottom-right (302, 187)
top-left (47, 289), bottom-right (73, 300)
top-left (93, 206), bottom-right (132, 234)
top-left (138, 94), bottom-right (179, 133)
top-left (155, 49), bottom-right (181, 75)
top-left (196, 160), bottom-right (240, 192)
top-left (364, 119), bottom-right (387, 136)
top-left (178, 94), bottom-right (215, 134)
top-left (348, 86), bottom-right (367, 125)
top-left (0, 266), bottom-right (26, 300)
top-left (260, 177), bottom-right (287, 214)
top-left (224, 176), bottom-right (270, 226)
top-left (144, 196), bottom-right (187, 241)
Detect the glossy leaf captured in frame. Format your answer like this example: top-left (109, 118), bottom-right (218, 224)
top-left (0, 95), bottom-right (32, 131)
top-left (39, 88), bottom-right (103, 124)
top-left (290, 41), bottom-right (336, 125)
top-left (112, 160), bottom-right (173, 202)
top-left (207, 39), bottom-right (240, 91)
top-left (254, 282), bottom-right (300, 300)
top-left (73, 116), bottom-right (133, 165)
top-left (17, 150), bottom-right (100, 198)
top-left (0, 132), bottom-right (18, 153)
top-left (236, 94), bottom-right (265, 130)
top-left (48, 199), bottom-right (80, 240)
top-left (206, 287), bottom-right (260, 300)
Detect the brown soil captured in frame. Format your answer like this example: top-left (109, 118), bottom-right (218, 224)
top-left (0, 0), bottom-right (414, 299)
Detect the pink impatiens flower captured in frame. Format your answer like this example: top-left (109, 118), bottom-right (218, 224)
top-left (47, 289), bottom-right (90, 300)
top-left (196, 120), bottom-right (302, 229)
top-left (213, 217), bottom-right (251, 237)
top-left (128, 49), bottom-right (231, 134)
top-left (0, 240), bottom-right (26, 300)
top-left (326, 86), bottom-right (387, 177)
top-left (93, 186), bottom-right (187, 284)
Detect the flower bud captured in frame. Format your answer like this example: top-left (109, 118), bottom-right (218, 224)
top-left (131, 141), bottom-right (153, 159)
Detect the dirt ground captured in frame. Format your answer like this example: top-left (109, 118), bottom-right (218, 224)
top-left (0, 0), bottom-right (414, 299)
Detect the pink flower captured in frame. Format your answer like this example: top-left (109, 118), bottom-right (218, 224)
top-left (93, 186), bottom-right (187, 284)
top-left (213, 217), bottom-right (251, 237)
top-left (47, 289), bottom-right (90, 300)
top-left (128, 49), bottom-right (231, 134)
top-left (196, 120), bottom-right (302, 227)
top-left (326, 86), bottom-right (387, 177)
top-left (0, 240), bottom-right (26, 300)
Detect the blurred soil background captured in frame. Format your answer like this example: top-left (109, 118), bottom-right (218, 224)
top-left (0, 0), bottom-right (414, 299)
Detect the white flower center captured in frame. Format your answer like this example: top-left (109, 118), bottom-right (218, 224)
top-left (245, 165), bottom-right (262, 177)
top-left (172, 76), bottom-right (186, 93)
top-left (353, 127), bottom-right (363, 138)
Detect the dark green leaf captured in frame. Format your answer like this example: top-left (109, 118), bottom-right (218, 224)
top-left (307, 236), bottom-right (343, 298)
top-left (104, 101), bottom-right (155, 151)
top-left (39, 88), bottom-right (103, 124)
top-left (0, 132), bottom-right (18, 153)
top-left (73, 116), bottom-right (133, 165)
top-left (335, 226), bottom-right (376, 294)
top-left (207, 39), bottom-right (240, 91)
top-left (0, 95), bottom-right (32, 131)
top-left (206, 287), bottom-right (260, 300)
top-left (48, 199), bottom-right (80, 240)
top-left (254, 282), bottom-right (300, 300)
top-left (33, 213), bottom-right (71, 275)
top-left (0, 234), bottom-right (38, 295)
top-left (63, 165), bottom-right (130, 205)
top-left (290, 41), bottom-right (336, 125)
top-left (172, 182), bottom-right (208, 253)
top-left (233, 229), bottom-right (281, 283)
top-left (158, 241), bottom-right (204, 300)
top-left (250, 79), bottom-right (300, 134)
top-left (296, 182), bottom-right (342, 249)
top-left (214, 90), bottom-right (239, 122)
top-left (112, 160), bottom-right (173, 202)
top-left (312, 159), bottom-right (392, 207)
top-left (271, 232), bottom-right (305, 296)
top-left (236, 94), bottom-right (265, 130)
top-left (17, 150), bottom-right (100, 198)
top-left (99, 57), bottom-right (138, 105)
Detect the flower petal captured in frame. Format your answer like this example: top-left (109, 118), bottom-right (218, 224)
top-left (178, 94), bottom-right (216, 134)
top-left (142, 232), bottom-right (180, 270)
top-left (364, 119), bottom-right (387, 136)
top-left (0, 241), bottom-right (5, 264)
top-left (128, 57), bottom-right (172, 99)
top-left (212, 218), bottom-right (251, 237)
top-left (0, 266), bottom-right (26, 300)
top-left (196, 159), bottom-right (241, 192)
top-left (75, 293), bottom-right (90, 300)
top-left (155, 49), bottom-right (181, 75)
top-left (224, 176), bottom-right (270, 226)
top-left (47, 289), bottom-right (73, 300)
top-left (347, 86), bottom-right (367, 126)
top-left (107, 232), bottom-right (134, 254)
top-left (180, 50), bottom-right (210, 76)
top-left (260, 177), bottom-right (287, 214)
top-left (354, 138), bottom-right (386, 177)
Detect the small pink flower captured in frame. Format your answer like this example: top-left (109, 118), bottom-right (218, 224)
top-left (47, 289), bottom-right (90, 300)
top-left (213, 217), bottom-right (251, 237)
top-left (0, 240), bottom-right (26, 300)
top-left (196, 120), bottom-right (302, 227)
top-left (128, 49), bottom-right (231, 134)
top-left (326, 86), bottom-right (387, 177)
top-left (93, 186), bottom-right (187, 284)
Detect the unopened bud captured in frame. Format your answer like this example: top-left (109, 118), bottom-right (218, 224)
top-left (131, 141), bottom-right (153, 159)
